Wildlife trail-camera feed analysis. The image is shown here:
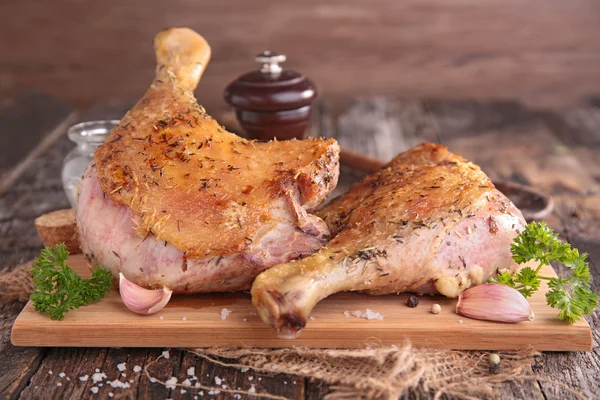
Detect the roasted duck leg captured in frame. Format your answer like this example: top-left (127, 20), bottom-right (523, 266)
top-left (77, 28), bottom-right (339, 293)
top-left (252, 143), bottom-right (526, 337)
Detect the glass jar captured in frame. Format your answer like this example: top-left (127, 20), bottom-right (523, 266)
top-left (62, 120), bottom-right (120, 207)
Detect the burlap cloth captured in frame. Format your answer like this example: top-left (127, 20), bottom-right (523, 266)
top-left (0, 263), bottom-right (581, 399)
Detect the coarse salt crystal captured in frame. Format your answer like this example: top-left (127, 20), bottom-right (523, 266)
top-left (129, 380), bottom-right (133, 383)
top-left (364, 308), bottom-right (383, 320)
top-left (165, 377), bottom-right (177, 389)
top-left (181, 389), bottom-right (187, 394)
top-left (242, 318), bottom-right (248, 322)
top-left (214, 377), bottom-right (222, 385)
top-left (221, 384), bottom-right (227, 389)
top-left (187, 367), bottom-right (195, 376)
top-left (248, 376), bottom-right (253, 381)
top-left (121, 373), bottom-right (126, 378)
top-left (258, 377), bottom-right (262, 381)
top-left (182, 316), bottom-right (187, 321)
top-left (48, 371), bottom-right (53, 375)
top-left (458, 320), bottom-right (464, 324)
top-left (345, 309), bottom-right (383, 320)
top-left (92, 372), bottom-right (107, 383)
top-left (56, 383), bottom-right (62, 387)
top-left (150, 378), bottom-right (157, 383)
top-left (194, 382), bottom-right (201, 388)
top-left (241, 367), bottom-right (249, 372)
top-left (117, 363), bottom-right (126, 371)
top-left (90, 387), bottom-right (98, 394)
top-left (95, 369), bottom-right (100, 373)
top-left (159, 316), bottom-right (164, 320)
top-left (133, 365), bottom-right (142, 373)
top-left (108, 393), bottom-right (114, 398)
top-left (248, 385), bottom-right (256, 393)
top-left (271, 365), bottom-right (279, 370)
top-left (182, 378), bottom-right (191, 386)
top-left (162, 350), bottom-right (170, 359)
top-left (220, 308), bottom-right (231, 320)
top-left (309, 316), bottom-right (315, 321)
top-left (98, 383), bottom-right (103, 387)
top-left (66, 377), bottom-right (70, 381)
top-left (59, 372), bottom-right (66, 378)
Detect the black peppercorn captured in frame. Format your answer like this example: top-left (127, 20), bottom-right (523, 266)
top-left (406, 295), bottom-right (419, 308)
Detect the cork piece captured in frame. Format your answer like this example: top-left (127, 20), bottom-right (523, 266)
top-left (34, 208), bottom-right (80, 254)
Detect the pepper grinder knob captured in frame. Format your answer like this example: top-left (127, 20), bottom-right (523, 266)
top-left (224, 51), bottom-right (317, 141)
top-left (256, 51), bottom-right (286, 74)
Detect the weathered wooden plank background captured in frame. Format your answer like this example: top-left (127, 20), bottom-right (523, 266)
top-left (1, 0), bottom-right (600, 112)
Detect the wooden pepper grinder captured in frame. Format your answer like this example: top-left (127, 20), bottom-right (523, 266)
top-left (224, 51), bottom-right (317, 140)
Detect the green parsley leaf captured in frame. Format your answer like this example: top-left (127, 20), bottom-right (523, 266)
top-left (29, 244), bottom-right (113, 320)
top-left (489, 270), bottom-right (516, 287)
top-left (514, 267), bottom-right (541, 298)
top-left (491, 221), bottom-right (597, 324)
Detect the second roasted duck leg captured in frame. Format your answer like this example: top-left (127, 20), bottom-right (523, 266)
top-left (251, 143), bottom-right (526, 337)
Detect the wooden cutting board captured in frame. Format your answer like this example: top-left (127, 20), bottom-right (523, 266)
top-left (11, 254), bottom-right (592, 351)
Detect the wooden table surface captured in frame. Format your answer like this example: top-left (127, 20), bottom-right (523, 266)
top-left (1, 92), bottom-right (599, 399)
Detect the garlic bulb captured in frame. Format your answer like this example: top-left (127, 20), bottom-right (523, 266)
top-left (119, 273), bottom-right (172, 315)
top-left (456, 283), bottom-right (534, 323)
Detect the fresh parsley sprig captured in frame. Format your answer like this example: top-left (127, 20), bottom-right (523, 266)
top-left (30, 244), bottom-right (113, 320)
top-left (491, 222), bottom-right (597, 323)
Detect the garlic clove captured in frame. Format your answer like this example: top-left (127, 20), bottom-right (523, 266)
top-left (119, 273), bottom-right (173, 315)
top-left (456, 283), bottom-right (534, 323)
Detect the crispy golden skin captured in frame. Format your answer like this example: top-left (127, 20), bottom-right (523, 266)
top-left (252, 143), bottom-right (526, 337)
top-left (94, 28), bottom-right (339, 258)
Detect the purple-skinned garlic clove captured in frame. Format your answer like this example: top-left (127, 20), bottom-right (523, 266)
top-left (456, 283), bottom-right (534, 323)
top-left (119, 273), bottom-right (172, 315)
